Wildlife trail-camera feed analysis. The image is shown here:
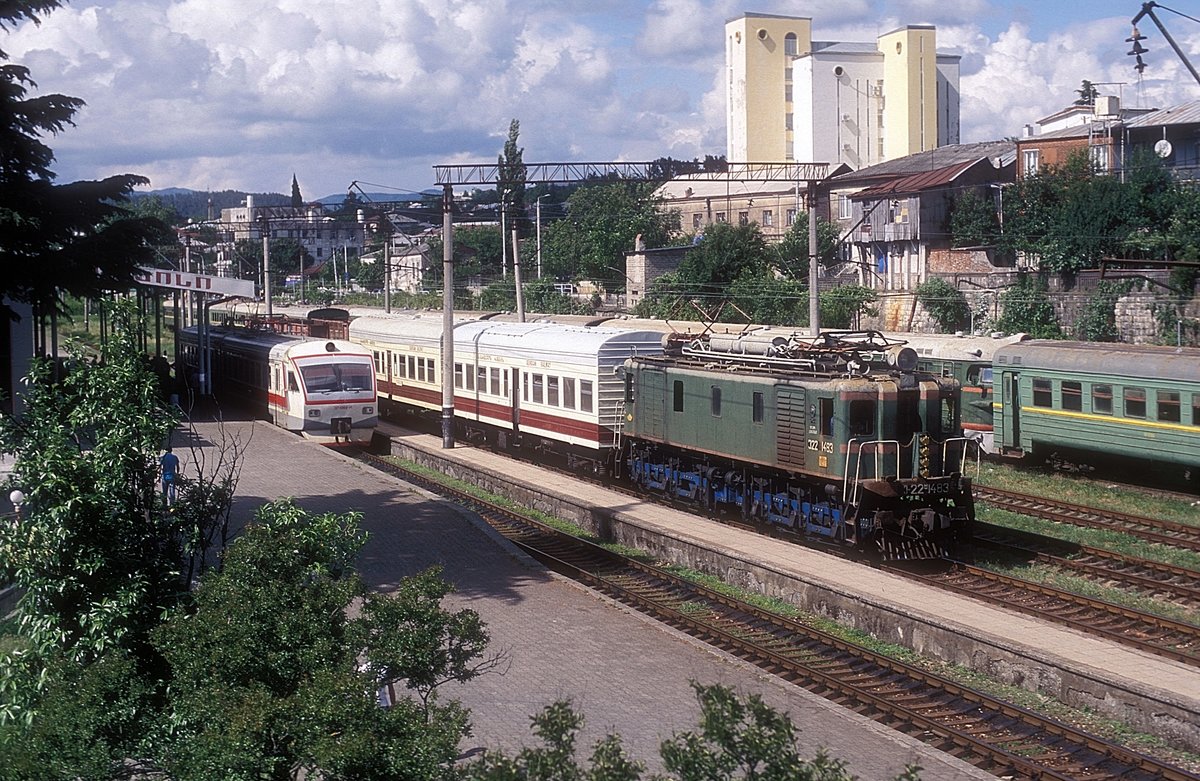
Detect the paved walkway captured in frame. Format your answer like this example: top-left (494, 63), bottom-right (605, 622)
top-left (182, 418), bottom-right (990, 779)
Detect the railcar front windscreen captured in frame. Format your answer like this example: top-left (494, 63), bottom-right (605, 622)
top-left (297, 360), bottom-right (374, 395)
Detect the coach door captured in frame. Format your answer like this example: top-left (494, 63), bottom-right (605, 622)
top-left (1000, 370), bottom-right (1020, 453)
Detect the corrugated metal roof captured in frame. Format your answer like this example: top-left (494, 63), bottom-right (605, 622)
top-left (1123, 99), bottom-right (1200, 128)
top-left (850, 159), bottom-right (982, 199)
top-left (829, 140), bottom-right (1016, 188)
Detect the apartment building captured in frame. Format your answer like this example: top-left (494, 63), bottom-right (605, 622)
top-left (725, 13), bottom-right (960, 168)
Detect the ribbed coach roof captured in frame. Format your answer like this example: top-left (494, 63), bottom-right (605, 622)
top-left (994, 340), bottom-right (1200, 383)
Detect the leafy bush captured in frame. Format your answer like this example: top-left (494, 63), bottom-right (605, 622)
top-left (820, 285), bottom-right (878, 329)
top-left (995, 274), bottom-right (1062, 339)
top-left (1076, 280), bottom-right (1132, 342)
top-left (915, 277), bottom-right (970, 332)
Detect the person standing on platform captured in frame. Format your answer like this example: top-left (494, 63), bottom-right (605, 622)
top-left (159, 446), bottom-right (180, 506)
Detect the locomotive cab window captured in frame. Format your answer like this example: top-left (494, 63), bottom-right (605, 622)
top-left (1032, 377), bottom-right (1052, 407)
top-left (819, 397), bottom-right (833, 437)
top-left (710, 386), bottom-right (721, 417)
top-left (623, 374), bottom-right (633, 403)
top-left (848, 399), bottom-right (874, 436)
top-left (1062, 381), bottom-right (1082, 412)
top-left (673, 380), bottom-right (684, 412)
top-left (1124, 387), bottom-right (1146, 419)
top-left (1157, 390), bottom-right (1181, 423)
top-left (288, 372), bottom-right (299, 392)
top-left (752, 391), bottom-right (764, 424)
top-left (1093, 384), bottom-right (1113, 415)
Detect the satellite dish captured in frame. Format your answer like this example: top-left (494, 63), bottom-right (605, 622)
top-left (1154, 139), bottom-right (1173, 158)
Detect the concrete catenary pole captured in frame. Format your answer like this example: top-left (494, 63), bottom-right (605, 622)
top-left (441, 185), bottom-right (456, 448)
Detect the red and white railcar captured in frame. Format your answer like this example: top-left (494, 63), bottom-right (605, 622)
top-left (180, 326), bottom-right (377, 445)
top-left (349, 315), bottom-right (666, 469)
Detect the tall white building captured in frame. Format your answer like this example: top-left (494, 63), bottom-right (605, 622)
top-left (726, 13), bottom-right (960, 168)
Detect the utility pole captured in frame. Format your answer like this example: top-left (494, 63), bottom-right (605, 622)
top-left (441, 185), bottom-right (455, 448)
top-left (500, 196), bottom-right (508, 279)
top-left (260, 216), bottom-right (272, 317)
top-left (512, 229), bottom-right (525, 322)
top-left (807, 181), bottom-right (820, 336)
top-left (383, 232), bottom-right (391, 314)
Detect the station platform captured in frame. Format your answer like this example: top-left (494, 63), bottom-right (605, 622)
top-left (181, 417), bottom-right (992, 778)
top-left (377, 420), bottom-right (1200, 754)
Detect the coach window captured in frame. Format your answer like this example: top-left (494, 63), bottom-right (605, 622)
top-left (1093, 384), bottom-right (1113, 415)
top-left (532, 373), bottom-right (544, 404)
top-left (454, 363), bottom-right (464, 389)
top-left (673, 380), bottom-right (684, 412)
top-left (710, 386), bottom-right (722, 416)
top-left (752, 391), bottom-right (764, 424)
top-left (477, 365), bottom-right (487, 393)
top-left (464, 362), bottom-right (474, 391)
top-left (581, 380), bottom-right (594, 412)
top-left (563, 376), bottom-right (576, 409)
top-left (547, 376), bottom-right (560, 406)
top-left (1157, 390), bottom-right (1181, 423)
top-left (819, 397), bottom-right (833, 436)
top-left (1123, 387), bottom-right (1146, 418)
top-left (1192, 393), bottom-right (1200, 426)
top-left (407, 356), bottom-right (416, 380)
top-left (489, 367), bottom-right (500, 396)
top-left (1062, 381), bottom-right (1083, 412)
top-left (1032, 377), bottom-right (1052, 407)
top-left (522, 373), bottom-right (530, 402)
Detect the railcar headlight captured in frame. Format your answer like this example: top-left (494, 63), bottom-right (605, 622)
top-left (362, 406), bottom-right (374, 414)
top-left (308, 409), bottom-right (321, 418)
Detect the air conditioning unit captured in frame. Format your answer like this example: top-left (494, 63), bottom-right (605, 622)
top-left (1095, 95), bottom-right (1119, 117)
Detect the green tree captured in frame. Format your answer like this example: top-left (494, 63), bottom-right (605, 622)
top-left (464, 683), bottom-right (921, 781)
top-left (234, 237), bottom-right (314, 293)
top-left (676, 222), bottom-right (770, 294)
top-left (995, 273), bottom-right (1063, 338)
top-left (820, 284), bottom-right (878, 329)
top-left (151, 500), bottom-right (492, 781)
top-left (540, 182), bottom-right (678, 281)
top-left (949, 189), bottom-right (1000, 248)
top-left (0, 1), bottom-right (166, 313)
top-left (774, 216), bottom-right (841, 279)
top-left (915, 277), bottom-right (970, 332)
top-left (727, 273), bottom-right (808, 326)
top-left (498, 118), bottom-right (527, 231)
top-left (1074, 79), bottom-right (1099, 106)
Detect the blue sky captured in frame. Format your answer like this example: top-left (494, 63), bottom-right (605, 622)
top-left (6, 0), bottom-right (1199, 198)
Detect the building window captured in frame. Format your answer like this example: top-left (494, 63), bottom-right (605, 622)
top-left (1124, 387), bottom-right (1146, 418)
top-left (784, 32), bottom-right (798, 56)
top-left (1022, 149), bottom-right (1040, 176)
top-left (1032, 378), bottom-right (1052, 407)
top-left (786, 208), bottom-right (797, 226)
top-left (738, 211), bottom-right (749, 226)
top-left (762, 210), bottom-right (773, 227)
top-left (1093, 384), bottom-right (1113, 415)
top-left (1062, 381), bottom-right (1083, 412)
top-left (716, 212), bottom-right (727, 223)
top-left (1089, 144), bottom-right (1109, 172)
top-left (785, 112), bottom-right (793, 131)
top-left (838, 194), bottom-right (853, 219)
top-left (692, 213), bottom-right (702, 230)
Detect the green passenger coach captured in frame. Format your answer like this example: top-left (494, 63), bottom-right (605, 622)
top-left (993, 340), bottom-right (1200, 477)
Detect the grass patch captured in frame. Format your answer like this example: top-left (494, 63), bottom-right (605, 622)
top-left (976, 462), bottom-right (1200, 527)
top-left (978, 506), bottom-right (1200, 571)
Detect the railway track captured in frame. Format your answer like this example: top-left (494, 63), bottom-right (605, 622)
top-left (360, 451), bottom-right (1196, 781)
top-left (890, 560), bottom-right (1200, 666)
top-left (972, 523), bottom-right (1200, 610)
top-left (974, 485), bottom-right (1200, 552)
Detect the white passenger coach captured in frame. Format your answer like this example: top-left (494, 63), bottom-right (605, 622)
top-left (349, 315), bottom-right (666, 470)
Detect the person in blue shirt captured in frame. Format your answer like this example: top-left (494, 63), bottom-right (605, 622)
top-left (160, 446), bottom-right (181, 506)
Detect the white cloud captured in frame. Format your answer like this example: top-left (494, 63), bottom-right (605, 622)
top-left (6, 1), bottom-right (1200, 196)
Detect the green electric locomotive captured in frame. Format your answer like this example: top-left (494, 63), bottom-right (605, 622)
top-left (620, 330), bottom-right (975, 559)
